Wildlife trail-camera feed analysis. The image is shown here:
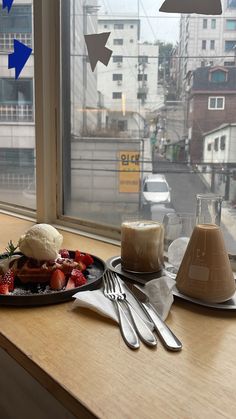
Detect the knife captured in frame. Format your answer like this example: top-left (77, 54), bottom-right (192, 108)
top-left (125, 282), bottom-right (182, 351)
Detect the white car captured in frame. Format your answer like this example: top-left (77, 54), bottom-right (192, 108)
top-left (142, 174), bottom-right (171, 205)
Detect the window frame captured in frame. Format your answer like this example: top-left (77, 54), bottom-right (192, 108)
top-left (208, 96), bottom-right (225, 110)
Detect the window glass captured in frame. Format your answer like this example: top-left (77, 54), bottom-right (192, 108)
top-left (60, 1), bottom-right (236, 252)
top-left (225, 40), bottom-right (236, 51)
top-left (226, 19), bottom-right (236, 30)
top-left (228, 0), bottom-right (236, 8)
top-left (0, 0), bottom-right (35, 210)
top-left (203, 19), bottom-right (207, 29)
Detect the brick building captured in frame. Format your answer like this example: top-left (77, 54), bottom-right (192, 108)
top-left (187, 66), bottom-right (236, 162)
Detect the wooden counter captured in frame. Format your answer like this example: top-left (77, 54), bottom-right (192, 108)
top-left (0, 214), bottom-right (236, 419)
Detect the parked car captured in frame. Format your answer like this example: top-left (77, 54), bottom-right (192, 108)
top-left (142, 174), bottom-right (171, 205)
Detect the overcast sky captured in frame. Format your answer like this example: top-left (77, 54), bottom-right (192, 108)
top-left (99, 0), bottom-right (180, 44)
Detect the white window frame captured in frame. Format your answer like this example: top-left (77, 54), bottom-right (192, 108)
top-left (208, 96), bottom-right (225, 110)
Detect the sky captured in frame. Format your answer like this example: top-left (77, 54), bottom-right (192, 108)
top-left (99, 0), bottom-right (180, 44)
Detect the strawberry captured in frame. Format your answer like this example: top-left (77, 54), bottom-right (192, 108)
top-left (59, 249), bottom-right (70, 258)
top-left (77, 261), bottom-right (87, 272)
top-left (1, 269), bottom-right (15, 292)
top-left (81, 253), bottom-right (94, 267)
top-left (0, 284), bottom-right (9, 294)
top-left (50, 269), bottom-right (66, 290)
top-left (70, 269), bottom-right (87, 287)
top-left (74, 250), bottom-right (83, 263)
top-left (65, 277), bottom-right (76, 290)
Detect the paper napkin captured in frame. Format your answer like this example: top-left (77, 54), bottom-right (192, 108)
top-left (72, 276), bottom-right (175, 324)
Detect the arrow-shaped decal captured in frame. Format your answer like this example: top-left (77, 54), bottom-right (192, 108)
top-left (8, 40), bottom-right (32, 79)
top-left (159, 0), bottom-right (222, 15)
top-left (2, 0), bottom-right (14, 12)
top-left (84, 32), bottom-right (113, 72)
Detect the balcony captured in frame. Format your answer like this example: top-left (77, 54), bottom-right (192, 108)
top-left (0, 33), bottom-right (32, 52)
top-left (0, 105), bottom-right (34, 123)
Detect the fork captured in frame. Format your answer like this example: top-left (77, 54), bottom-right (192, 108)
top-left (109, 271), bottom-right (157, 347)
top-left (103, 271), bottom-right (140, 349)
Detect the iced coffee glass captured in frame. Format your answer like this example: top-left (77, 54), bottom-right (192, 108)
top-left (121, 220), bottom-right (164, 273)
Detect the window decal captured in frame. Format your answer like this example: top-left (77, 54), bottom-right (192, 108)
top-left (159, 0), bottom-right (222, 15)
top-left (84, 32), bottom-right (113, 72)
top-left (2, 0), bottom-right (14, 13)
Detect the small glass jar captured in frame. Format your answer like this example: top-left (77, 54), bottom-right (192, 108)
top-left (196, 193), bottom-right (223, 226)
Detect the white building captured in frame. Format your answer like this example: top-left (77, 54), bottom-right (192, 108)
top-left (0, 0), bottom-right (35, 186)
top-left (97, 16), bottom-right (160, 138)
top-left (203, 122), bottom-right (236, 164)
top-left (178, 0), bottom-right (236, 94)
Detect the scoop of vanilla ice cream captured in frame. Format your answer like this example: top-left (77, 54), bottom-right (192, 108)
top-left (18, 224), bottom-right (63, 260)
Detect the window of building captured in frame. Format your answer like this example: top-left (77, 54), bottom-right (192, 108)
top-left (224, 61), bottom-right (235, 66)
top-left (226, 19), bottom-right (236, 30)
top-left (210, 40), bottom-right (215, 50)
top-left (211, 19), bottom-right (216, 29)
top-left (117, 120), bottom-right (128, 131)
top-left (0, 78), bottom-right (34, 123)
top-left (104, 25), bottom-right (108, 28)
top-left (220, 135), bottom-right (226, 150)
top-left (137, 93), bottom-right (147, 100)
top-left (138, 56), bottom-right (148, 64)
top-left (207, 143), bottom-right (212, 151)
top-left (203, 19), bottom-right (207, 29)
top-left (210, 69), bottom-right (227, 82)
top-left (130, 39), bottom-right (134, 43)
top-left (202, 40), bottom-right (206, 50)
top-left (214, 137), bottom-right (219, 151)
top-left (138, 74), bottom-right (148, 81)
top-left (114, 23), bottom-right (124, 29)
top-left (112, 74), bottom-right (123, 81)
top-left (112, 92), bottom-right (122, 99)
top-left (208, 97), bottom-right (225, 109)
top-left (225, 40), bottom-right (236, 51)
top-left (113, 39), bottom-right (123, 45)
top-left (227, 0), bottom-right (236, 8)
top-left (113, 56), bottom-right (123, 63)
top-left (130, 25), bottom-right (134, 28)
top-left (0, 5), bottom-right (32, 34)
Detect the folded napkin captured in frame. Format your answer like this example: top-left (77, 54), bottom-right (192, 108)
top-left (72, 276), bottom-right (175, 324)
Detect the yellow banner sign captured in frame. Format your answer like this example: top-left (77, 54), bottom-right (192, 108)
top-left (119, 151), bottom-right (140, 193)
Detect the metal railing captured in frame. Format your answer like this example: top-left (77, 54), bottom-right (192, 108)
top-left (0, 33), bottom-right (32, 51)
top-left (0, 105), bottom-right (34, 122)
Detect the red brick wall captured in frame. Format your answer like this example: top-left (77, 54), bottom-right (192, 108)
top-left (188, 93), bottom-right (236, 162)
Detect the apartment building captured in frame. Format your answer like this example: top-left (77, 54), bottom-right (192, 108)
top-left (0, 0), bottom-right (35, 186)
top-left (178, 0), bottom-right (236, 95)
top-left (97, 16), bottom-right (160, 138)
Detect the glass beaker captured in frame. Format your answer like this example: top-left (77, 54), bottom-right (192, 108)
top-left (196, 193), bottom-right (223, 226)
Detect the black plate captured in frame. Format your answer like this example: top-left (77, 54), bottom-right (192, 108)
top-left (106, 255), bottom-right (163, 285)
top-left (0, 251), bottom-right (105, 306)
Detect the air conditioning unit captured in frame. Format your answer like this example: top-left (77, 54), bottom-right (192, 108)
top-left (117, 80), bottom-right (122, 86)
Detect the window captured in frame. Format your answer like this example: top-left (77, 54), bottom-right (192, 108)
top-left (112, 92), bottom-right (122, 99)
top-left (130, 39), bottom-right (134, 43)
top-left (0, 5), bottom-right (32, 34)
top-left (214, 137), bottom-right (219, 151)
top-left (220, 135), bottom-right (226, 150)
top-left (227, 0), bottom-right (236, 7)
top-left (112, 74), bottom-right (123, 81)
top-left (225, 40), bottom-right (236, 51)
top-left (130, 25), bottom-right (134, 28)
top-left (224, 61), bottom-right (235, 66)
top-left (117, 120), bottom-right (127, 131)
top-left (210, 70), bottom-right (227, 82)
top-left (208, 97), bottom-right (225, 109)
top-left (210, 40), bottom-right (215, 50)
top-left (203, 19), bottom-right (207, 29)
top-left (113, 39), bottom-right (123, 45)
top-left (226, 20), bottom-right (236, 30)
top-left (138, 74), bottom-right (147, 81)
top-left (0, 78), bottom-right (33, 105)
top-left (138, 56), bottom-right (148, 64)
top-left (114, 23), bottom-right (124, 29)
top-left (211, 19), bottom-right (216, 29)
top-left (113, 56), bottom-right (123, 63)
top-left (137, 93), bottom-right (147, 100)
top-left (104, 25), bottom-right (108, 28)
top-left (207, 143), bottom-right (212, 151)
top-left (202, 40), bottom-right (206, 50)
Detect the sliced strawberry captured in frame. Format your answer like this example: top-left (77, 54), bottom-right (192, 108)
top-left (65, 277), bottom-right (76, 290)
top-left (74, 250), bottom-right (84, 263)
top-left (0, 284), bottom-right (9, 294)
top-left (70, 269), bottom-right (87, 287)
top-left (50, 269), bottom-right (66, 290)
top-left (80, 253), bottom-right (94, 267)
top-left (59, 249), bottom-right (70, 258)
top-left (1, 269), bottom-right (15, 292)
top-left (77, 261), bottom-right (87, 272)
